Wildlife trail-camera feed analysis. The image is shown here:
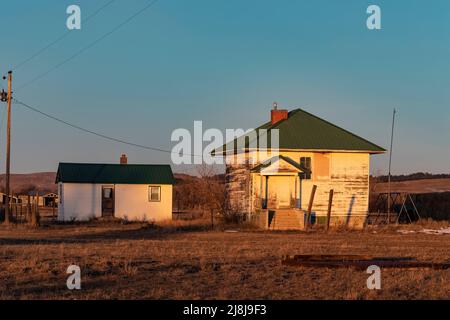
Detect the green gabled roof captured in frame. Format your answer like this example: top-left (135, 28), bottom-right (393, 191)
top-left (56, 163), bottom-right (175, 184)
top-left (214, 108), bottom-right (385, 154)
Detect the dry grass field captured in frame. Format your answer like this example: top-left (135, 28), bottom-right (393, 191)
top-left (373, 178), bottom-right (450, 194)
top-left (0, 220), bottom-right (449, 300)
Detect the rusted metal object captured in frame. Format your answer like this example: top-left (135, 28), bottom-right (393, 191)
top-left (282, 255), bottom-right (450, 270)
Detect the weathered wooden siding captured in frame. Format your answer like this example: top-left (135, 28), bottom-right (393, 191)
top-left (225, 161), bottom-right (252, 214)
top-left (224, 151), bottom-right (370, 228)
top-left (299, 153), bottom-right (370, 228)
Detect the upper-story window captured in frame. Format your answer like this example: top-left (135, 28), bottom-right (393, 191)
top-left (314, 153), bottom-right (330, 180)
top-left (300, 157), bottom-right (312, 179)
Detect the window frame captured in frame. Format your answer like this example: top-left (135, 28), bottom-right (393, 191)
top-left (102, 187), bottom-right (114, 199)
top-left (300, 156), bottom-right (312, 180)
top-left (148, 186), bottom-right (161, 202)
top-left (59, 183), bottom-right (63, 204)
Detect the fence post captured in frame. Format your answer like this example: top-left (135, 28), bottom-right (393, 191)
top-left (305, 185), bottom-right (317, 230)
top-left (27, 195), bottom-right (31, 222)
top-left (326, 189), bottom-right (334, 231)
top-left (30, 193), bottom-right (40, 227)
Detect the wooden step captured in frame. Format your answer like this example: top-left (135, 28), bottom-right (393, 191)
top-left (269, 210), bottom-right (304, 230)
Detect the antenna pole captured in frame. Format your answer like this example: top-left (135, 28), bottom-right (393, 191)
top-left (387, 108), bottom-right (396, 223)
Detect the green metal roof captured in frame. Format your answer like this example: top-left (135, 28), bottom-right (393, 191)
top-left (214, 108), bottom-right (385, 154)
top-left (56, 163), bottom-right (175, 184)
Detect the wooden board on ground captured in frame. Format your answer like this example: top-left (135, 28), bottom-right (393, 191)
top-left (282, 254), bottom-right (450, 270)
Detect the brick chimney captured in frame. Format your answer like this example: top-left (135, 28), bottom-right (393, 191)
top-left (270, 102), bottom-right (288, 125)
top-left (120, 154), bottom-right (128, 165)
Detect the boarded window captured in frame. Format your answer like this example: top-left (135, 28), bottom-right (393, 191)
top-left (300, 157), bottom-right (312, 179)
top-left (149, 186), bottom-right (161, 202)
top-left (314, 153), bottom-right (330, 180)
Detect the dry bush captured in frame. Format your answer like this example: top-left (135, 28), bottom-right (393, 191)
top-left (156, 218), bottom-right (212, 232)
top-left (173, 165), bottom-right (225, 217)
top-left (412, 218), bottom-right (450, 229)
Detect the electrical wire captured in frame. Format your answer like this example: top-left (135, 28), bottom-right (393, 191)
top-left (13, 97), bottom-right (204, 158)
top-left (10, 0), bottom-right (117, 72)
top-left (15, 0), bottom-right (160, 91)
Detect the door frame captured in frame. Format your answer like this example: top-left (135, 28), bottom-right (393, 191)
top-left (101, 185), bottom-right (115, 217)
top-left (266, 175), bottom-right (295, 209)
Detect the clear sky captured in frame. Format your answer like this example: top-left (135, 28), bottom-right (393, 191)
top-left (0, 0), bottom-right (449, 175)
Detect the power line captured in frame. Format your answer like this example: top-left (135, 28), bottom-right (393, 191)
top-left (13, 97), bottom-right (203, 158)
top-left (15, 0), bottom-right (160, 91)
top-left (10, 0), bottom-right (116, 72)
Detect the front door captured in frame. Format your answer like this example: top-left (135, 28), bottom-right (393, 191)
top-left (102, 186), bottom-right (115, 217)
top-left (268, 176), bottom-right (293, 209)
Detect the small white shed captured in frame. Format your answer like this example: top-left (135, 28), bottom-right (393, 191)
top-left (56, 158), bottom-right (174, 222)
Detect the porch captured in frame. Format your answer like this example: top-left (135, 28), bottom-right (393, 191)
top-left (250, 156), bottom-right (311, 230)
top-left (254, 208), bottom-right (306, 230)
top-left (251, 155), bottom-right (309, 211)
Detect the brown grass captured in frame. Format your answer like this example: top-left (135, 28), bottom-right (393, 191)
top-left (0, 219), bottom-right (448, 300)
top-left (373, 178), bottom-right (450, 194)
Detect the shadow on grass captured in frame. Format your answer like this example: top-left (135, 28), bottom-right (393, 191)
top-left (0, 220), bottom-right (212, 245)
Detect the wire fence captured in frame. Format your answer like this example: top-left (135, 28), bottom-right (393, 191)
top-left (0, 200), bottom-right (57, 224)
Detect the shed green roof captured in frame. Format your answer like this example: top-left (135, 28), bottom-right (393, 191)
top-left (214, 108), bottom-right (385, 154)
top-left (56, 163), bottom-right (175, 184)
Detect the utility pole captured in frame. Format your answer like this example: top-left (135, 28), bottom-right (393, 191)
top-left (4, 71), bottom-right (12, 224)
top-left (387, 108), bottom-right (396, 223)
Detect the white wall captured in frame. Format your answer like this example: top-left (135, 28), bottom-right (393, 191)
top-left (58, 183), bottom-right (101, 221)
top-left (115, 184), bottom-right (172, 221)
top-left (58, 183), bottom-right (173, 222)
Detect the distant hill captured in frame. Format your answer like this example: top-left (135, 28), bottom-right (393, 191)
top-left (0, 171), bottom-right (446, 196)
top-left (372, 178), bottom-right (450, 194)
top-left (0, 172), bottom-right (57, 195)
top-left (371, 173), bottom-right (450, 194)
top-left (0, 172), bottom-right (223, 196)
top-left (374, 172), bottom-right (450, 182)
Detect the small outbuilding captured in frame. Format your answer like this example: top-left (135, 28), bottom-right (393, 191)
top-left (56, 155), bottom-right (175, 222)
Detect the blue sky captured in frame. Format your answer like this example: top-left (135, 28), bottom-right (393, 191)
top-left (0, 0), bottom-right (449, 174)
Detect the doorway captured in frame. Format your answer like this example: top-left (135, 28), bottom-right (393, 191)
top-left (101, 186), bottom-right (115, 217)
top-left (268, 176), bottom-right (293, 209)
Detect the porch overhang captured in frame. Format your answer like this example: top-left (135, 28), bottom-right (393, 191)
top-left (250, 155), bottom-right (310, 176)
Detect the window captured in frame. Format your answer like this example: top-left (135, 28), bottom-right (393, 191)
top-left (149, 186), bottom-right (161, 202)
top-left (314, 153), bottom-right (330, 180)
top-left (103, 188), bottom-right (113, 199)
top-left (300, 157), bottom-right (312, 179)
